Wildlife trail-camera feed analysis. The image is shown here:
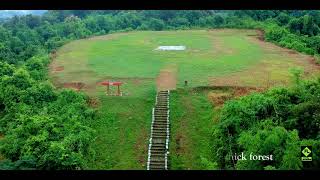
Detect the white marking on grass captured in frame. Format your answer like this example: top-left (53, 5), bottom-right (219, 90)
top-left (155, 46), bottom-right (186, 51)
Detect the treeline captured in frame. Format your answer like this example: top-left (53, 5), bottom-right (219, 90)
top-left (2, 10), bottom-right (320, 65)
top-left (1, 10), bottom-right (320, 169)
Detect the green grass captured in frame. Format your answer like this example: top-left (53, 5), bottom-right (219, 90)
top-left (49, 29), bottom-right (320, 169)
top-left (85, 81), bottom-right (156, 169)
top-left (169, 88), bottom-right (215, 170)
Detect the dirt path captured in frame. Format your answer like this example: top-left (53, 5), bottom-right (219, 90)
top-left (156, 65), bottom-right (177, 91)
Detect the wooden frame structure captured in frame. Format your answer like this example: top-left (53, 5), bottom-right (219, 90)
top-left (100, 81), bottom-right (123, 96)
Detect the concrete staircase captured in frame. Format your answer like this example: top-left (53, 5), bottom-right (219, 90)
top-left (147, 90), bottom-right (170, 170)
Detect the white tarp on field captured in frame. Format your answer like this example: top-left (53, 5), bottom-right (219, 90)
top-left (155, 46), bottom-right (186, 51)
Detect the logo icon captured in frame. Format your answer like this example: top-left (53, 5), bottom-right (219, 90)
top-left (301, 146), bottom-right (312, 161)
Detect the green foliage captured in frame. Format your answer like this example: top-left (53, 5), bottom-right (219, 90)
top-left (1, 10), bottom-right (320, 170)
top-left (289, 67), bottom-right (303, 86)
top-left (0, 113), bottom-right (95, 169)
top-left (212, 78), bottom-right (320, 170)
top-left (276, 13), bottom-right (290, 26)
top-left (0, 62), bottom-right (15, 77)
top-left (147, 18), bottom-right (165, 31)
top-left (0, 53), bottom-right (95, 169)
top-left (200, 156), bottom-right (218, 170)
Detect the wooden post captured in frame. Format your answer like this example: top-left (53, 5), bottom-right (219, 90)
top-left (107, 84), bottom-right (110, 95)
top-left (117, 85), bottom-right (120, 96)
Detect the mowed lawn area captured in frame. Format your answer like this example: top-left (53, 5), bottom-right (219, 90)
top-left (49, 29), bottom-right (320, 169)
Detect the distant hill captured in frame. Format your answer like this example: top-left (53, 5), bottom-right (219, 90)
top-left (0, 10), bottom-right (47, 19)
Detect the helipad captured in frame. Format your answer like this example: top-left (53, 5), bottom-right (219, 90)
top-left (155, 46), bottom-right (186, 51)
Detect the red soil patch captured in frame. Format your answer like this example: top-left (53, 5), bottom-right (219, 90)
top-left (54, 66), bottom-right (64, 72)
top-left (256, 29), bottom-right (265, 41)
top-left (233, 86), bottom-right (265, 97)
top-left (63, 82), bottom-right (85, 91)
top-left (87, 97), bottom-right (100, 108)
top-left (96, 77), bottom-right (154, 84)
top-left (306, 57), bottom-right (320, 69)
top-left (208, 92), bottom-right (232, 106)
top-left (156, 68), bottom-right (177, 91)
top-left (207, 86), bottom-right (266, 106)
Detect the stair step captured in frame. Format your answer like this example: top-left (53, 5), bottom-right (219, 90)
top-left (153, 121), bottom-right (168, 124)
top-left (154, 116), bottom-right (168, 119)
top-left (152, 133), bottom-right (167, 137)
top-left (150, 160), bottom-right (165, 165)
top-left (155, 108), bottom-right (168, 110)
top-left (151, 144), bottom-right (166, 149)
top-left (153, 119), bottom-right (168, 121)
top-left (154, 115), bottom-right (168, 117)
top-left (152, 130), bottom-right (167, 134)
top-left (152, 129), bottom-right (167, 132)
top-left (153, 122), bottom-right (168, 125)
top-left (151, 145), bottom-right (166, 149)
top-left (156, 105), bottom-right (168, 107)
top-left (152, 127), bottom-right (167, 130)
top-left (150, 166), bottom-right (166, 170)
top-left (152, 122), bottom-right (168, 125)
top-left (157, 99), bottom-right (168, 101)
top-left (153, 124), bottom-right (168, 126)
top-left (152, 137), bottom-right (166, 140)
top-left (151, 155), bottom-right (165, 159)
top-left (152, 124), bottom-right (168, 127)
top-left (152, 141), bottom-right (166, 145)
top-left (154, 111), bottom-right (168, 113)
top-left (154, 118), bottom-right (168, 120)
top-left (152, 136), bottom-right (167, 139)
top-left (154, 117), bottom-right (168, 119)
top-left (150, 151), bottom-right (166, 155)
top-left (152, 126), bottom-right (168, 129)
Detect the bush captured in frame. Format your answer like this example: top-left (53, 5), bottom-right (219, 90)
top-left (212, 78), bottom-right (320, 169)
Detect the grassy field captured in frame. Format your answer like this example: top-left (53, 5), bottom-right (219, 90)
top-left (49, 29), bottom-right (320, 169)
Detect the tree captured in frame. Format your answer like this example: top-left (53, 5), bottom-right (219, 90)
top-left (169, 17), bottom-right (190, 28)
top-left (147, 18), bottom-right (165, 31)
top-left (301, 15), bottom-right (320, 36)
top-left (308, 35), bottom-right (320, 54)
top-left (213, 15), bottom-right (225, 27)
top-left (276, 13), bottom-right (290, 25)
top-left (288, 18), bottom-right (304, 34)
top-left (25, 15), bottom-right (41, 29)
top-left (0, 62), bottom-right (15, 77)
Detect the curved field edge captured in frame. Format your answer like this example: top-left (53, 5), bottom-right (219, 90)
top-left (48, 29), bottom-right (320, 169)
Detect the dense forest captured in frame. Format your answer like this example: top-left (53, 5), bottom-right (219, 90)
top-left (0, 10), bottom-right (319, 169)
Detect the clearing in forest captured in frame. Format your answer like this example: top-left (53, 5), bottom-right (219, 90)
top-left (49, 29), bottom-right (320, 169)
